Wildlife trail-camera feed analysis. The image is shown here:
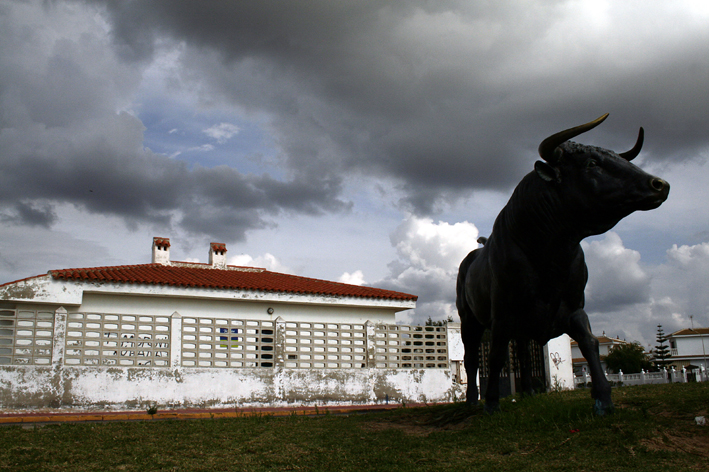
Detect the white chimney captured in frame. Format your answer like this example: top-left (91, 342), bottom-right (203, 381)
top-left (152, 237), bottom-right (171, 265)
top-left (209, 242), bottom-right (227, 269)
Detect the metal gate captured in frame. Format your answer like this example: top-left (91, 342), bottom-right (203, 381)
top-left (478, 335), bottom-right (547, 399)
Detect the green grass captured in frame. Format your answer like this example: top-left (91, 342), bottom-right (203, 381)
top-left (1, 382), bottom-right (708, 471)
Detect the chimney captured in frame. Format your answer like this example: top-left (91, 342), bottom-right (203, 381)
top-left (152, 237), bottom-right (171, 265)
top-left (209, 242), bottom-right (227, 269)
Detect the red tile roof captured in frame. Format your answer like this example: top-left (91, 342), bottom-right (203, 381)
top-left (670, 328), bottom-right (709, 336)
top-left (48, 263), bottom-right (417, 301)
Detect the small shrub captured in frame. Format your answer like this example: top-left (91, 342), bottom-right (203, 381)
top-left (550, 375), bottom-right (564, 393)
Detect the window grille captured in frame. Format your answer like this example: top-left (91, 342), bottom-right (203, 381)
top-left (181, 318), bottom-right (275, 368)
top-left (0, 310), bottom-right (54, 365)
top-left (64, 313), bottom-right (170, 366)
top-left (374, 325), bottom-right (449, 368)
top-left (283, 321), bottom-right (367, 368)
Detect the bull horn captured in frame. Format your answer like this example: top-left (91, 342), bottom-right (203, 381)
top-left (538, 113), bottom-right (609, 163)
top-left (618, 127), bottom-right (644, 161)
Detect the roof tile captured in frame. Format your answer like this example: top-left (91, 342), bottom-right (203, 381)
top-left (48, 263), bottom-right (417, 301)
top-left (669, 328), bottom-right (709, 336)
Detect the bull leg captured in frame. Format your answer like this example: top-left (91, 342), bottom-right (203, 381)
top-left (461, 317), bottom-right (485, 405)
top-left (483, 329), bottom-right (509, 414)
top-left (567, 309), bottom-right (614, 415)
top-left (516, 339), bottom-right (534, 397)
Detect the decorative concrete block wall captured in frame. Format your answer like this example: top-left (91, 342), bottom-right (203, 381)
top-left (0, 307), bottom-right (463, 410)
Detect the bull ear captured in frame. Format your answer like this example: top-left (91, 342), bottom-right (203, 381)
top-left (535, 161), bottom-right (561, 183)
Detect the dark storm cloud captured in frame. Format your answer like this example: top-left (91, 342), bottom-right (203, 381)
top-left (0, 1), bottom-right (350, 241)
top-left (88, 0), bottom-right (709, 214)
top-left (94, 0), bottom-right (531, 214)
top-left (0, 110), bottom-right (348, 241)
top-left (1, 201), bottom-right (57, 228)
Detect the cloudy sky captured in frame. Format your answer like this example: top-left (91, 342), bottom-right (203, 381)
top-left (1, 0), bottom-right (708, 348)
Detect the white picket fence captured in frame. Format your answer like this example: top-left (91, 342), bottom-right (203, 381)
top-left (575, 366), bottom-right (708, 388)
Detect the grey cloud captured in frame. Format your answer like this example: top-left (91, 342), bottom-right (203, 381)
top-left (0, 1), bottom-right (351, 244)
top-left (178, 206), bottom-right (270, 244)
top-left (581, 237), bottom-right (709, 346)
top-left (1, 201), bottom-right (57, 228)
top-left (373, 215), bottom-right (478, 323)
top-left (583, 233), bottom-right (652, 312)
top-left (88, 0), bottom-right (709, 215)
top-left (377, 266), bottom-right (454, 304)
top-left (0, 112), bottom-right (350, 241)
top-left (0, 3), bottom-right (140, 129)
top-left (651, 242), bottom-right (709, 326)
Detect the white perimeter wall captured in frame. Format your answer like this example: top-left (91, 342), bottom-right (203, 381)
top-left (0, 365), bottom-right (463, 410)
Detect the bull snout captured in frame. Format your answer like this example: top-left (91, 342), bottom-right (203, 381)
top-left (643, 177), bottom-right (669, 210)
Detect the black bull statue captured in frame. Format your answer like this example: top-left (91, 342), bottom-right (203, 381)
top-left (456, 114), bottom-right (669, 415)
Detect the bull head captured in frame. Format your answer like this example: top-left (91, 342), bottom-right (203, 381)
top-left (535, 113), bottom-right (644, 182)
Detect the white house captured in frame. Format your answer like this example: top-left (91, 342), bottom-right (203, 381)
top-left (666, 328), bottom-right (709, 370)
top-left (570, 334), bottom-right (630, 374)
top-left (0, 237), bottom-right (474, 411)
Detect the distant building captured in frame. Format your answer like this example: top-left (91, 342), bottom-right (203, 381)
top-left (665, 328), bottom-right (709, 370)
top-left (570, 334), bottom-right (631, 373)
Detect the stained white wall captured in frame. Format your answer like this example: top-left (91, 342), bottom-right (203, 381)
top-left (0, 364), bottom-right (465, 410)
top-left (544, 334), bottom-right (574, 390)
